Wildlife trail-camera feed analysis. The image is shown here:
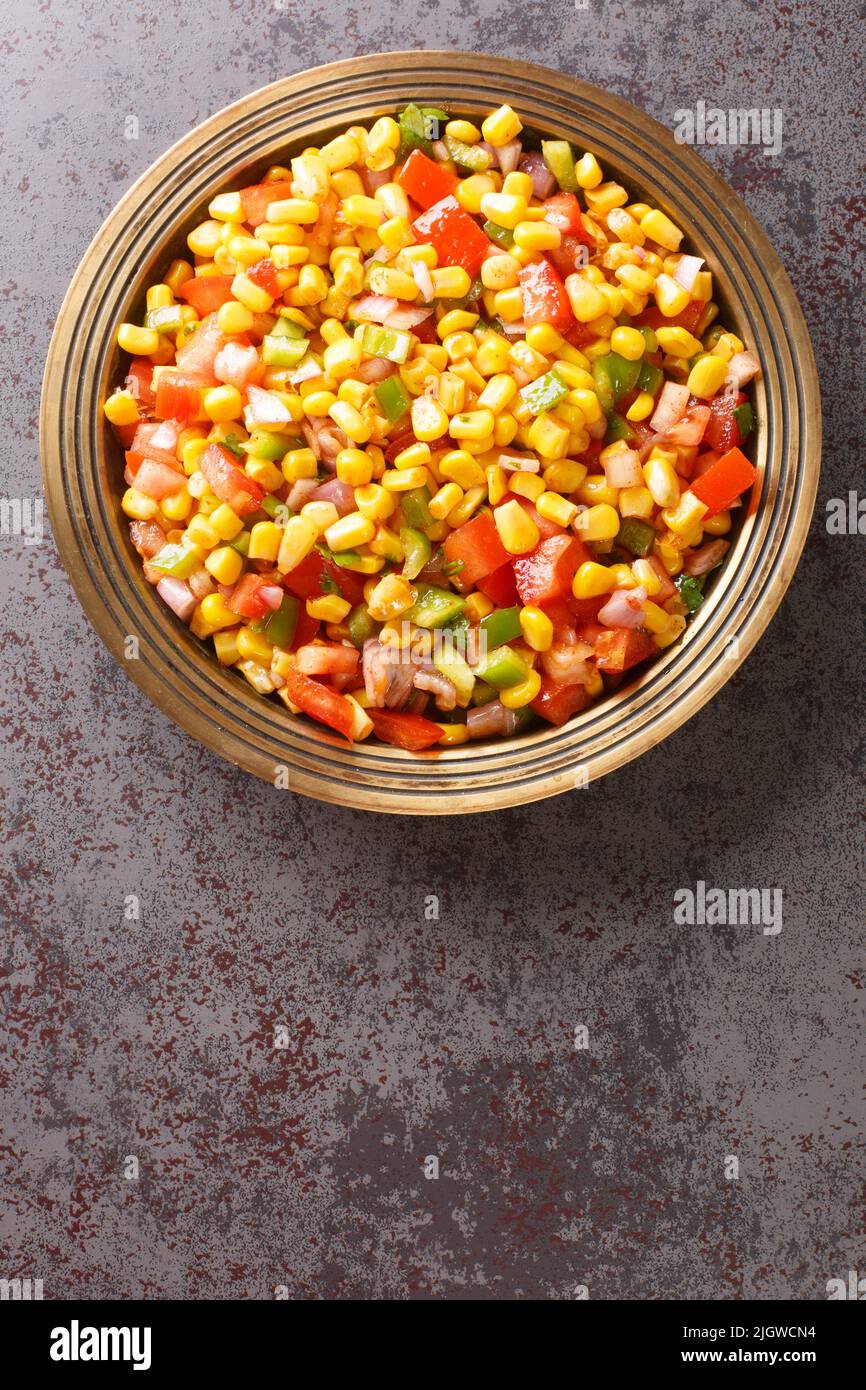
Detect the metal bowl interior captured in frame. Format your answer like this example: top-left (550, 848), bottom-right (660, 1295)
top-left (40, 51), bottom-right (820, 814)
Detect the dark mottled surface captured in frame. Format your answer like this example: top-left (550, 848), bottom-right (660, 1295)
top-left (1, 0), bottom-right (863, 1300)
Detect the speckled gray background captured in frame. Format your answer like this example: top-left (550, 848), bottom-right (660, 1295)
top-left (1, 0), bottom-right (863, 1300)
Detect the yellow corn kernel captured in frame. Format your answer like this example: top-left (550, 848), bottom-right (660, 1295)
top-left (606, 207), bottom-right (645, 247)
top-left (202, 385), bottom-right (243, 423)
top-left (212, 629), bottom-right (242, 666)
top-left (640, 600), bottom-right (669, 636)
top-left (230, 273), bottom-right (273, 312)
top-left (501, 469), bottom-right (541, 505)
top-left (536, 490), bottom-right (577, 527)
top-left (479, 463), bottom-right (505, 506)
top-left (564, 275), bottom-right (607, 323)
top-left (244, 520), bottom-right (281, 562)
top-left (187, 220), bottom-right (222, 257)
top-left (306, 594), bottom-right (352, 623)
top-left (494, 498), bottom-right (540, 555)
top-left (206, 191), bottom-right (243, 223)
top-left (377, 214), bottom-right (413, 252)
top-left (366, 572), bottom-right (417, 622)
top-left (626, 391), bottom-right (655, 423)
top-left (198, 593), bottom-right (241, 631)
top-left (324, 511), bottom-right (376, 551)
top-left (235, 626), bottom-right (274, 664)
top-left (301, 389), bottom-right (336, 419)
top-left (513, 220), bottom-right (561, 252)
top-left (426, 266), bottom-right (470, 300)
top-left (631, 557), bottom-right (662, 595)
top-left (619, 485), bottom-right (654, 519)
top-left (500, 171), bottom-right (532, 202)
top-left (479, 191), bottom-right (528, 230)
top-left (643, 448), bottom-right (681, 508)
top-left (615, 264), bottom-right (656, 297)
top-left (290, 264), bottom-right (329, 306)
top-left (584, 181), bottom-right (628, 216)
top-left (575, 152), bottom-right (603, 190)
top-left (444, 118), bottom-right (480, 144)
top-left (325, 399), bottom-right (368, 445)
top-left (103, 389), bottom-right (140, 427)
top-left (572, 503), bottom-right (620, 543)
top-left (429, 482), bottom-right (464, 520)
top-left (540, 460), bottom-right (585, 494)
top-left (446, 408), bottom-right (492, 442)
top-left (203, 545), bottom-right (243, 586)
top-left (368, 115), bottom-right (401, 156)
top-left (368, 524), bottom-right (403, 563)
top-left (526, 413), bottom-right (570, 460)
top-left (661, 489), bottom-right (709, 536)
top-left (656, 326), bottom-right (703, 358)
top-left (186, 511), bottom-right (222, 549)
top-left (515, 606), bottom-right (552, 654)
top-left (332, 447), bottom-right (371, 488)
top-left (116, 323), bottom-right (160, 356)
top-left (609, 325), bottom-right (646, 362)
top-left (163, 258), bottom-right (194, 293)
top-left (573, 561), bottom-right (617, 599)
top-left (464, 591), bottom-right (494, 622)
top-left (474, 373), bottom-right (515, 414)
top-left (500, 668), bottom-right (541, 709)
top-left (703, 509), bottom-right (732, 537)
top-left (354, 483), bottom-right (395, 521)
top-left (407, 393), bottom-right (447, 443)
top-left (204, 503), bottom-right (241, 542)
top-left (243, 457), bottom-right (282, 492)
top-left (375, 183), bottom-right (411, 221)
top-left (445, 485), bottom-right (486, 526)
top-left (653, 273), bottom-right (690, 318)
top-left (687, 354), bottom-right (730, 399)
top-left (280, 448), bottom-right (317, 484)
top-left (640, 209), bottom-right (684, 252)
top-left (213, 300), bottom-right (253, 336)
top-left (120, 487), bottom-right (159, 520)
top-left (522, 325), bottom-right (561, 358)
top-left (481, 104), bottom-right (523, 147)
top-left (277, 515), bottom-right (319, 573)
top-left (341, 193), bottom-right (383, 229)
top-left (655, 535), bottom-right (683, 576)
top-left (431, 722), bottom-right (466, 746)
top-left (381, 466), bottom-right (431, 493)
top-left (483, 290), bottom-right (519, 328)
top-left (319, 133), bottom-right (360, 172)
top-left (159, 487), bottom-right (192, 522)
top-left (455, 171), bottom-right (497, 214)
top-left (652, 612), bottom-right (687, 649)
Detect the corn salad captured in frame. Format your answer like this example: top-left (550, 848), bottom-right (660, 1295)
top-left (106, 100), bottom-right (761, 749)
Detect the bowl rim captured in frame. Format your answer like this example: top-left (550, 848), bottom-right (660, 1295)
top-left (40, 50), bottom-right (821, 814)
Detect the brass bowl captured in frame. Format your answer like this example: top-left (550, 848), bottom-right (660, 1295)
top-left (40, 51), bottom-right (820, 815)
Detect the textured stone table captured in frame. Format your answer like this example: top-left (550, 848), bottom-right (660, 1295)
top-left (2, 0), bottom-right (862, 1299)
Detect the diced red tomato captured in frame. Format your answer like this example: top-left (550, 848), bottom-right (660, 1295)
top-left (442, 510), bottom-right (509, 589)
top-left (397, 149), bottom-right (458, 210)
top-left (294, 642), bottom-right (359, 677)
top-left (543, 193), bottom-right (593, 244)
top-left (477, 561), bottom-right (518, 607)
top-left (548, 235), bottom-right (592, 281)
top-left (311, 190), bottom-right (338, 248)
top-left (593, 627), bottom-right (655, 673)
top-left (564, 320), bottom-right (596, 350)
top-left (518, 258), bottom-right (574, 332)
top-left (124, 358), bottom-right (155, 411)
top-left (531, 675), bottom-right (592, 727)
top-left (174, 313), bottom-right (226, 384)
top-left (227, 573), bottom-right (273, 622)
top-left (154, 372), bottom-right (203, 424)
top-left (281, 548), bottom-right (365, 607)
top-left (131, 456), bottom-right (187, 500)
top-left (130, 421), bottom-right (181, 468)
top-left (410, 315), bottom-right (439, 345)
top-left (239, 180), bottom-right (295, 227)
top-left (176, 274), bottom-right (235, 317)
top-left (368, 709), bottom-right (443, 750)
top-left (690, 446), bottom-right (757, 517)
top-left (412, 196), bottom-right (490, 278)
top-left (564, 594), bottom-right (606, 624)
top-left (512, 534), bottom-right (590, 606)
top-left (199, 443), bottom-right (264, 516)
top-left (289, 609), bottom-right (320, 651)
top-left (703, 391), bottom-right (746, 453)
top-left (384, 428), bottom-right (418, 464)
top-left (247, 258), bottom-right (280, 297)
top-left (281, 668), bottom-right (356, 740)
top-left (635, 300), bottom-right (704, 335)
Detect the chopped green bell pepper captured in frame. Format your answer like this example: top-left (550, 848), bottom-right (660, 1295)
top-left (262, 334), bottom-right (308, 368)
top-left (432, 644), bottom-right (475, 705)
top-left (271, 315), bottom-right (306, 340)
top-left (444, 133), bottom-right (490, 172)
top-left (400, 485), bottom-right (434, 531)
top-left (400, 527), bottom-right (431, 580)
top-left (483, 219), bottom-right (514, 249)
top-left (346, 603), bottom-right (380, 649)
top-left (637, 326), bottom-right (658, 354)
top-left (260, 594), bottom-right (299, 647)
top-left (592, 353), bottom-right (642, 412)
top-left (520, 369), bottom-right (569, 416)
top-left (229, 530), bottom-right (250, 555)
top-left (616, 517), bottom-right (657, 557)
top-left (636, 359), bottom-right (664, 397)
top-left (474, 644), bottom-right (529, 691)
top-left (734, 400), bottom-right (754, 441)
top-left (375, 374), bottom-right (411, 424)
top-left (675, 574), bottom-right (705, 612)
top-left (541, 139), bottom-right (578, 192)
top-left (604, 412), bottom-right (636, 445)
top-left (144, 304), bottom-right (184, 335)
top-left (397, 103), bottom-right (447, 156)
top-left (244, 429), bottom-right (290, 461)
top-left (470, 679), bottom-right (498, 707)
top-left (405, 583), bottom-right (466, 629)
top-left (357, 322), bottom-right (413, 364)
top-left (479, 605), bottom-right (522, 647)
top-left (149, 543), bottom-right (200, 578)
